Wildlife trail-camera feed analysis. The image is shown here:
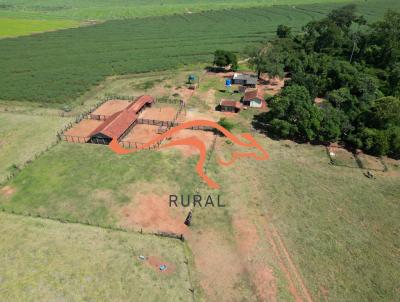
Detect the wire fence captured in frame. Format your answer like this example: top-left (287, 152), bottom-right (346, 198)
top-left (0, 206), bottom-right (185, 242)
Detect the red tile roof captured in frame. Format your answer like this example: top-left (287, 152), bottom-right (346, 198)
top-left (243, 89), bottom-right (264, 101)
top-left (90, 95), bottom-right (155, 139)
top-left (220, 99), bottom-right (241, 109)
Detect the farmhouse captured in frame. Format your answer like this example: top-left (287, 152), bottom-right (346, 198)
top-left (89, 95), bottom-right (154, 144)
top-left (219, 99), bottom-right (241, 113)
top-left (232, 73), bottom-right (257, 87)
top-left (242, 89), bottom-right (266, 108)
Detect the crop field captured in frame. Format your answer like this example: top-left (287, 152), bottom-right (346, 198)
top-left (0, 212), bottom-right (192, 302)
top-left (0, 0), bottom-right (351, 21)
top-left (1, 0), bottom-right (399, 105)
top-left (0, 18), bottom-right (79, 38)
top-left (0, 112), bottom-right (70, 183)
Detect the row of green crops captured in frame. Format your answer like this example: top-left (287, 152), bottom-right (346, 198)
top-left (0, 0), bottom-right (399, 105)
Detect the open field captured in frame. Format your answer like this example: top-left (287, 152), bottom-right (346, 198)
top-left (1, 123), bottom-right (399, 301)
top-left (0, 112), bottom-right (70, 183)
top-left (1, 0), bottom-right (399, 104)
top-left (0, 212), bottom-right (192, 302)
top-left (1, 65), bottom-right (400, 301)
top-left (0, 0), bottom-right (351, 21)
top-left (0, 17), bottom-right (80, 38)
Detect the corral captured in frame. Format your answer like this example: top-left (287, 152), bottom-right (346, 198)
top-left (64, 119), bottom-right (103, 143)
top-left (63, 95), bottom-right (191, 149)
top-left (90, 99), bottom-right (131, 120)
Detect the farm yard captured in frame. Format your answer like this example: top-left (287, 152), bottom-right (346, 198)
top-left (1, 1), bottom-right (400, 301)
top-left (1, 0), bottom-right (400, 104)
top-left (1, 68), bottom-right (400, 301)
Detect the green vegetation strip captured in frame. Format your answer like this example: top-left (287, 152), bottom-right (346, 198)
top-left (0, 18), bottom-right (80, 38)
top-left (0, 212), bottom-right (192, 302)
top-left (1, 0), bottom-right (399, 104)
top-left (0, 0), bottom-right (350, 20)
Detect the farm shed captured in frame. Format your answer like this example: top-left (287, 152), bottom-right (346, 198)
top-left (232, 73), bottom-right (257, 87)
top-left (89, 95), bottom-right (155, 144)
top-left (242, 89), bottom-right (266, 108)
top-left (219, 99), bottom-right (241, 113)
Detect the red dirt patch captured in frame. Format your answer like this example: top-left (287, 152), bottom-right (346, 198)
top-left (119, 193), bottom-right (188, 236)
top-left (139, 106), bottom-right (177, 121)
top-left (123, 124), bottom-right (160, 144)
top-left (254, 267), bottom-right (277, 302)
top-left (92, 100), bottom-right (131, 117)
top-left (187, 229), bottom-right (247, 301)
top-left (233, 215), bottom-right (277, 302)
top-left (164, 129), bottom-right (215, 157)
top-left (64, 119), bottom-right (103, 142)
top-left (146, 256), bottom-right (176, 275)
top-left (0, 185), bottom-right (15, 196)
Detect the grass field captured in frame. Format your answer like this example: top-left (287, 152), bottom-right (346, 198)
top-left (0, 18), bottom-right (80, 38)
top-left (0, 70), bottom-right (400, 300)
top-left (0, 212), bottom-right (192, 302)
top-left (0, 112), bottom-right (70, 183)
top-left (1, 0), bottom-right (399, 104)
top-left (0, 0), bottom-right (351, 21)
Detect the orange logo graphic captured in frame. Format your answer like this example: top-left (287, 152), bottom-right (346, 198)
top-left (109, 120), bottom-right (269, 189)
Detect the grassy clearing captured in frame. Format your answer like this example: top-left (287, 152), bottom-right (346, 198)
top-left (0, 212), bottom-right (192, 302)
top-left (217, 129), bottom-right (400, 301)
top-left (0, 112), bottom-right (70, 183)
top-left (1, 0), bottom-right (399, 104)
top-left (0, 142), bottom-right (200, 225)
top-left (0, 0), bottom-right (351, 20)
top-left (0, 18), bottom-right (79, 38)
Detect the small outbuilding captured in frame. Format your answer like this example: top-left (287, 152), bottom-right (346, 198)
top-left (232, 73), bottom-right (257, 87)
top-left (242, 89), bottom-right (266, 108)
top-left (219, 99), bottom-right (242, 113)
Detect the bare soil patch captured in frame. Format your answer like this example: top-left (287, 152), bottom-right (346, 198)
top-left (259, 74), bottom-right (287, 95)
top-left (123, 124), bottom-right (160, 144)
top-left (119, 193), bottom-right (188, 235)
top-left (64, 119), bottom-right (103, 141)
top-left (185, 109), bottom-right (218, 122)
top-left (173, 86), bottom-right (194, 100)
top-left (92, 100), bottom-right (131, 117)
top-left (0, 185), bottom-right (15, 197)
top-left (357, 152), bottom-right (386, 171)
top-left (163, 130), bottom-right (215, 157)
top-left (233, 215), bottom-right (277, 302)
top-left (187, 229), bottom-right (248, 302)
top-left (139, 106), bottom-right (177, 121)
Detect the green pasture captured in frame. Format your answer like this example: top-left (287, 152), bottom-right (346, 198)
top-left (0, 0), bottom-right (350, 20)
top-left (0, 18), bottom-right (79, 38)
top-left (1, 126), bottom-right (399, 300)
top-left (0, 212), bottom-right (192, 302)
top-left (0, 142), bottom-right (200, 224)
top-left (0, 112), bottom-right (69, 183)
top-left (1, 0), bottom-right (399, 104)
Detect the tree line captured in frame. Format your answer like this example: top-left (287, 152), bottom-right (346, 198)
top-left (249, 5), bottom-right (400, 158)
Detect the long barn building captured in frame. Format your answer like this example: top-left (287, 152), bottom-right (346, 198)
top-left (89, 95), bottom-right (154, 144)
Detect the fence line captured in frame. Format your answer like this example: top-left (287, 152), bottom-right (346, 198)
top-left (0, 206), bottom-right (185, 242)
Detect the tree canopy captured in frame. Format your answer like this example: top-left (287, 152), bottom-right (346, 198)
top-left (213, 50), bottom-right (238, 70)
top-left (252, 6), bottom-right (400, 158)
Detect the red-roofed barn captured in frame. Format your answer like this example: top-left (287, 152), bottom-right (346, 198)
top-left (89, 95), bottom-right (154, 144)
